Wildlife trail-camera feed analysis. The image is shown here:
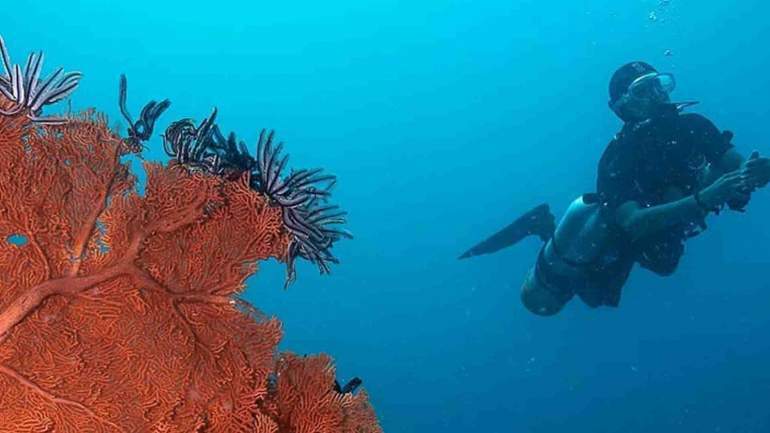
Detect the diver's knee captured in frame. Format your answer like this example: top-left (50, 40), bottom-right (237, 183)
top-left (638, 242), bottom-right (684, 277)
top-left (652, 265), bottom-right (678, 277)
top-left (640, 258), bottom-right (680, 276)
top-left (520, 270), bottom-right (570, 316)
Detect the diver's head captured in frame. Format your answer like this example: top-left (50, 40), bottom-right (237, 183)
top-left (609, 62), bottom-right (676, 122)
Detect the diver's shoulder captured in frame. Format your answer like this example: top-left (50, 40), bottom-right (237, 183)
top-left (677, 111), bottom-right (720, 131)
top-left (677, 111), bottom-right (714, 124)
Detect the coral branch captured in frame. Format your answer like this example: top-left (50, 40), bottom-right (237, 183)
top-left (67, 144), bottom-right (122, 276)
top-left (0, 363), bottom-right (122, 431)
top-left (0, 262), bottom-right (128, 339)
top-left (25, 230), bottom-right (52, 280)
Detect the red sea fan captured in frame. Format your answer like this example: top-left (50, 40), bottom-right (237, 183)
top-left (261, 353), bottom-right (382, 433)
top-left (0, 37), bottom-right (380, 433)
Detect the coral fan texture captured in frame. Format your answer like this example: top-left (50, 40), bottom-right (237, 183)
top-left (0, 94), bottom-right (380, 431)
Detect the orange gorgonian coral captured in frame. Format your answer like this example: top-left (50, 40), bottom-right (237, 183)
top-left (0, 37), bottom-right (380, 433)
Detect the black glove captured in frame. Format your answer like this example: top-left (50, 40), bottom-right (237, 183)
top-left (727, 196), bottom-right (750, 212)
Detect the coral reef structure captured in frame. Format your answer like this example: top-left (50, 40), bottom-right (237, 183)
top-left (0, 36), bottom-right (380, 433)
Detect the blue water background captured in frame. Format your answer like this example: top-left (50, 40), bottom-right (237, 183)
top-left (5, 0), bottom-right (770, 431)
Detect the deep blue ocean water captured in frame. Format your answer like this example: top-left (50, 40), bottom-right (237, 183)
top-left (5, 0), bottom-right (770, 431)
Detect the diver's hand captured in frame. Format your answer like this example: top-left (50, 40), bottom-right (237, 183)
top-left (743, 150), bottom-right (770, 189)
top-left (698, 170), bottom-right (751, 210)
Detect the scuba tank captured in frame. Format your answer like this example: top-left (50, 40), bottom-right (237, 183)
top-left (546, 193), bottom-right (613, 270)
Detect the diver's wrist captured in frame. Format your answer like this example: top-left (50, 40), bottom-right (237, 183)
top-left (694, 189), bottom-right (716, 213)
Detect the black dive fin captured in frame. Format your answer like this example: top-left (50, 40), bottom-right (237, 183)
top-left (458, 203), bottom-right (555, 260)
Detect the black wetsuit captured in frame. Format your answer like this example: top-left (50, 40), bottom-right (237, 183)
top-left (597, 105), bottom-right (735, 277)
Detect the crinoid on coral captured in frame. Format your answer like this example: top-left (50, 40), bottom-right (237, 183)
top-left (253, 129), bottom-right (353, 287)
top-left (0, 35), bottom-right (81, 124)
top-left (163, 112), bottom-right (257, 180)
top-left (162, 108), bottom-right (227, 175)
top-left (0, 35), bottom-right (380, 433)
top-left (161, 111), bottom-right (352, 287)
top-left (118, 74), bottom-right (171, 154)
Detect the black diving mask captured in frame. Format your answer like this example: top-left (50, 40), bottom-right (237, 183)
top-left (611, 72), bottom-right (677, 117)
top-left (627, 72), bottom-right (676, 100)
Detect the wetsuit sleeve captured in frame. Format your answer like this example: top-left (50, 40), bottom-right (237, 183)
top-left (680, 113), bottom-right (746, 210)
top-left (679, 113), bottom-right (735, 164)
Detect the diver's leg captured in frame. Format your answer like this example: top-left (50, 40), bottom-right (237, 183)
top-left (520, 246), bottom-right (575, 316)
top-left (521, 270), bottom-right (572, 316)
top-left (576, 256), bottom-right (634, 308)
top-left (458, 204), bottom-right (555, 259)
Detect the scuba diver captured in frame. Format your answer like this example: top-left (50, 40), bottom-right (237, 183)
top-left (459, 61), bottom-right (770, 316)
